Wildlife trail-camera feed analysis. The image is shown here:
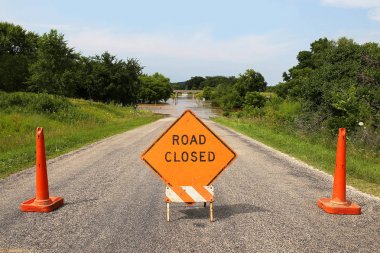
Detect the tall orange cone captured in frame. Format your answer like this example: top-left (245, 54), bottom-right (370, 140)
top-left (20, 127), bottom-right (64, 212)
top-left (318, 128), bottom-right (361, 215)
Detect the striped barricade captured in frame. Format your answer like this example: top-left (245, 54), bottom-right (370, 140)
top-left (165, 186), bottom-right (214, 222)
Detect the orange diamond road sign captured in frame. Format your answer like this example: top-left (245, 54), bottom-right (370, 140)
top-left (141, 110), bottom-right (236, 186)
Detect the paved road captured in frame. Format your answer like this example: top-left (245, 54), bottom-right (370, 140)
top-left (1, 113), bottom-right (380, 252)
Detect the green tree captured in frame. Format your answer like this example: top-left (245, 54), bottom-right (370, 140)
top-left (273, 37), bottom-right (380, 132)
top-left (171, 82), bottom-right (185, 90)
top-left (210, 82), bottom-right (242, 110)
top-left (85, 52), bottom-right (143, 105)
top-left (0, 22), bottom-right (38, 91)
top-left (27, 29), bottom-right (78, 96)
top-left (243, 92), bottom-right (266, 108)
top-left (202, 76), bottom-right (236, 88)
top-left (234, 69), bottom-right (267, 97)
top-left (185, 76), bottom-right (205, 90)
top-left (219, 88), bottom-right (242, 111)
top-left (139, 73), bottom-right (172, 103)
top-left (202, 86), bottom-right (213, 100)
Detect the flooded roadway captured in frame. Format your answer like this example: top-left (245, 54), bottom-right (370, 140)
top-left (137, 95), bottom-right (222, 119)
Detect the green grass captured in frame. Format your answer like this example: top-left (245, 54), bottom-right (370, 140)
top-left (214, 117), bottom-right (380, 198)
top-left (0, 92), bottom-right (161, 178)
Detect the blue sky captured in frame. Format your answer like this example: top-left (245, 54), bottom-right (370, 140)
top-left (1, 0), bottom-right (380, 85)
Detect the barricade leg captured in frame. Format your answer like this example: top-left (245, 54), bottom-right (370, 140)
top-left (210, 202), bottom-right (213, 223)
top-left (166, 202), bottom-right (170, 222)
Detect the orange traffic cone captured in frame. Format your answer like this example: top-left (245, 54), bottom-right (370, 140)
top-left (20, 127), bottom-right (64, 212)
top-left (318, 128), bottom-right (361, 215)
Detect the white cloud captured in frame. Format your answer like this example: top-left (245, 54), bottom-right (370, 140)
top-left (0, 18), bottom-right (79, 34)
top-left (27, 23), bottom-right (75, 31)
top-left (321, 0), bottom-right (380, 8)
top-left (321, 0), bottom-right (380, 21)
top-left (369, 8), bottom-right (380, 21)
top-left (66, 29), bottom-right (297, 84)
top-left (68, 29), bottom-right (289, 63)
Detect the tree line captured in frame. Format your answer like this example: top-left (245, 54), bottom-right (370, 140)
top-left (175, 37), bottom-right (379, 148)
top-left (273, 37), bottom-right (380, 133)
top-left (2, 22), bottom-right (379, 139)
top-left (172, 70), bottom-right (268, 111)
top-left (0, 22), bottom-right (172, 104)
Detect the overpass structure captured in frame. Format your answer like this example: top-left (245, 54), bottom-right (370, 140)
top-left (173, 90), bottom-right (202, 94)
top-left (172, 90), bottom-right (203, 104)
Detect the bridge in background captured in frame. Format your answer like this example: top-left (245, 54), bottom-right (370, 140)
top-left (172, 90), bottom-right (203, 104)
top-left (173, 90), bottom-right (202, 94)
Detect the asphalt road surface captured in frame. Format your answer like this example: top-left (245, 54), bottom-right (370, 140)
top-left (1, 106), bottom-right (380, 252)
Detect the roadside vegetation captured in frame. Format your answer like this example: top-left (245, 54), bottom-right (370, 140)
top-left (0, 22), bottom-right (173, 178)
top-left (0, 92), bottom-right (160, 178)
top-left (0, 22), bottom-right (172, 104)
top-left (175, 37), bottom-right (380, 197)
top-left (215, 117), bottom-right (380, 197)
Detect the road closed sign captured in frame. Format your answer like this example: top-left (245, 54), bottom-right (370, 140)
top-left (141, 110), bottom-right (236, 186)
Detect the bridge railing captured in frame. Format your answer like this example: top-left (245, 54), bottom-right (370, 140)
top-left (173, 90), bottom-right (202, 93)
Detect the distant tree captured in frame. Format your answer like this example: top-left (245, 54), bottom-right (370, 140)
top-left (139, 73), bottom-right (172, 103)
top-left (0, 22), bottom-right (38, 92)
top-left (202, 86), bottom-right (213, 100)
top-left (243, 92), bottom-right (266, 108)
top-left (27, 29), bottom-right (78, 96)
top-left (85, 52), bottom-right (143, 104)
top-left (111, 57), bottom-right (142, 105)
top-left (282, 72), bottom-right (290, 82)
top-left (234, 69), bottom-right (267, 97)
top-left (219, 87), bottom-right (242, 110)
top-left (296, 51), bottom-right (313, 69)
top-left (185, 76), bottom-right (205, 90)
top-left (171, 82), bottom-right (185, 90)
top-left (201, 76), bottom-right (236, 88)
top-left (210, 82), bottom-right (243, 109)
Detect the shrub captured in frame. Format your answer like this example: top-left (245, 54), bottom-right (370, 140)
top-left (0, 91), bottom-right (72, 114)
top-left (243, 92), bottom-right (266, 108)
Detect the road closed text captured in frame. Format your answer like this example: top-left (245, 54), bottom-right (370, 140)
top-left (164, 134), bottom-right (215, 162)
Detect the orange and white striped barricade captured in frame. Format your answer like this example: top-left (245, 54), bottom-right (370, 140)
top-left (165, 186), bottom-right (214, 222)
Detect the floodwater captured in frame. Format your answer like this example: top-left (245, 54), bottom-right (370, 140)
top-left (138, 96), bottom-right (222, 119)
